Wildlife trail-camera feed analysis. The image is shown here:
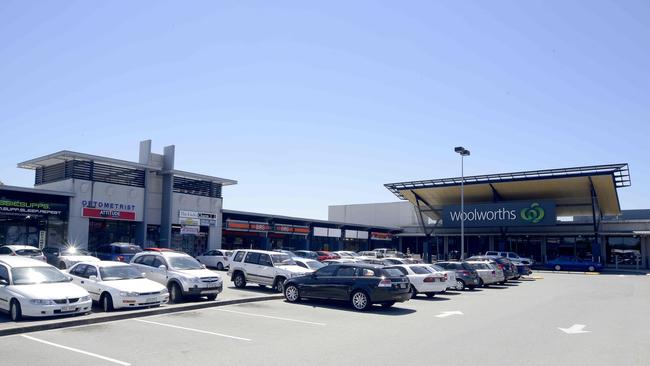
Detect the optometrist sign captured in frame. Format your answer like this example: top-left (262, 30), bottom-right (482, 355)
top-left (442, 200), bottom-right (556, 227)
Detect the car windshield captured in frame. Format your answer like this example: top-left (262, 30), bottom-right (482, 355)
top-left (429, 264), bottom-right (445, 272)
top-left (382, 268), bottom-right (404, 277)
top-left (61, 248), bottom-right (90, 256)
top-left (99, 265), bottom-right (145, 280)
top-left (11, 267), bottom-right (69, 285)
top-left (168, 256), bottom-right (203, 270)
top-left (115, 245), bottom-right (142, 254)
top-left (410, 266), bottom-right (432, 275)
top-left (16, 249), bottom-right (43, 256)
top-left (271, 254), bottom-right (296, 266)
top-left (307, 261), bottom-right (326, 269)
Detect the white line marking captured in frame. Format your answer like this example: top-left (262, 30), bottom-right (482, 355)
top-left (134, 319), bottom-right (251, 341)
top-left (558, 324), bottom-right (590, 334)
top-left (435, 311), bottom-right (463, 318)
top-left (213, 308), bottom-right (326, 326)
top-left (21, 335), bottom-right (131, 366)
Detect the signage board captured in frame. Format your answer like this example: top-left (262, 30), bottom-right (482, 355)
top-left (0, 199), bottom-right (65, 217)
top-left (82, 207), bottom-right (136, 221)
top-left (371, 232), bottom-right (393, 241)
top-left (179, 217), bottom-right (201, 226)
top-left (442, 200), bottom-right (556, 228)
top-left (180, 226), bottom-right (200, 235)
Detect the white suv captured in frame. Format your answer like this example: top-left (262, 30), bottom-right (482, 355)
top-left (228, 250), bottom-right (311, 293)
top-left (485, 251), bottom-right (534, 265)
top-left (130, 251), bottom-right (222, 303)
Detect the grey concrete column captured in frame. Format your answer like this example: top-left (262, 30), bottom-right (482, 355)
top-left (443, 236), bottom-right (449, 260)
top-left (159, 145), bottom-right (175, 248)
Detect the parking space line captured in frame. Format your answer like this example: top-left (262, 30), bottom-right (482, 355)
top-left (21, 335), bottom-right (131, 366)
top-left (213, 308), bottom-right (326, 326)
top-left (134, 319), bottom-right (251, 341)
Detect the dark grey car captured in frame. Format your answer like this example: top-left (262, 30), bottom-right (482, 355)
top-left (435, 261), bottom-right (481, 290)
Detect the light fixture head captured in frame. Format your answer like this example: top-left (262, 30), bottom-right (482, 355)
top-left (454, 146), bottom-right (465, 153)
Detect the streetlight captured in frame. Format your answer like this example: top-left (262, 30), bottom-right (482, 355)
top-left (454, 146), bottom-right (470, 260)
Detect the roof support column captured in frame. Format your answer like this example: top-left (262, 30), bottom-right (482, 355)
top-left (589, 177), bottom-right (603, 262)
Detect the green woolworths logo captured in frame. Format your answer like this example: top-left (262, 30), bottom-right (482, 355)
top-left (520, 203), bottom-right (545, 223)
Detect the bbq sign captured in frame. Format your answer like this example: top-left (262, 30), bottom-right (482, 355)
top-left (442, 201), bottom-right (556, 227)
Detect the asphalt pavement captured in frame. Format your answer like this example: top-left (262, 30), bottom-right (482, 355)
top-left (1, 272), bottom-right (649, 366)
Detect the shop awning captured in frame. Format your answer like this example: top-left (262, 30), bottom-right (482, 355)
top-left (385, 164), bottom-right (630, 219)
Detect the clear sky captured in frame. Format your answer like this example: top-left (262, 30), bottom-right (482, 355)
top-left (1, 1), bottom-right (648, 219)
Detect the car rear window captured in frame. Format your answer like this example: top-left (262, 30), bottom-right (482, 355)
top-left (382, 268), bottom-right (404, 277)
top-left (116, 245), bottom-right (142, 254)
top-left (461, 263), bottom-right (474, 270)
top-left (16, 249), bottom-right (42, 256)
top-left (410, 266), bottom-right (431, 275)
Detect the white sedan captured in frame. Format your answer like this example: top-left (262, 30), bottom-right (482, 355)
top-left (385, 264), bottom-right (448, 298)
top-left (196, 250), bottom-right (233, 271)
top-left (293, 257), bottom-right (326, 271)
top-left (0, 256), bottom-right (91, 321)
top-left (426, 264), bottom-right (457, 291)
top-left (68, 261), bottom-right (169, 312)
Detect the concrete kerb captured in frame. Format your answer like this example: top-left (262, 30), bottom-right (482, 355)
top-left (533, 269), bottom-right (650, 276)
top-left (0, 294), bottom-right (284, 337)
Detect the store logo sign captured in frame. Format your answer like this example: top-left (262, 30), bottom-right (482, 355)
top-left (520, 203), bottom-right (545, 224)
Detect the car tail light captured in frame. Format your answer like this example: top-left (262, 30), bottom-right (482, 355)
top-left (462, 270), bottom-right (471, 276)
top-left (444, 273), bottom-right (448, 281)
top-left (498, 264), bottom-right (504, 270)
top-left (492, 270), bottom-right (496, 275)
top-left (117, 255), bottom-right (125, 262)
top-left (10, 253), bottom-right (16, 256)
top-left (423, 277), bottom-right (436, 283)
top-left (378, 278), bottom-right (392, 287)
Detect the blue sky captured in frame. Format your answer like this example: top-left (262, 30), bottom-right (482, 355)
top-left (1, 1), bottom-right (648, 219)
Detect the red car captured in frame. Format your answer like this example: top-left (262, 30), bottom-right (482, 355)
top-left (316, 251), bottom-right (338, 261)
top-left (143, 247), bottom-right (176, 252)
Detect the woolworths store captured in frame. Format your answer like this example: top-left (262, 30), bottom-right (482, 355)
top-left (329, 164), bottom-right (650, 270)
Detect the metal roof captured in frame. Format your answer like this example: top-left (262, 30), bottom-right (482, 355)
top-left (164, 169), bottom-right (237, 186)
top-left (18, 150), bottom-right (159, 171)
top-left (385, 164), bottom-right (630, 219)
top-left (0, 184), bottom-right (75, 197)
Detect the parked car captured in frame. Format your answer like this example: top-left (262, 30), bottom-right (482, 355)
top-left (426, 264), bottom-right (457, 290)
top-left (385, 264), bottom-right (448, 298)
top-left (130, 251), bottom-right (222, 303)
top-left (196, 250), bottom-right (233, 271)
top-left (68, 261), bottom-right (169, 312)
top-left (293, 257), bottom-right (326, 271)
top-left (467, 255), bottom-right (517, 282)
top-left (95, 243), bottom-right (143, 262)
top-left (546, 256), bottom-right (603, 272)
top-left (383, 258), bottom-right (421, 265)
top-left (143, 247), bottom-right (177, 252)
top-left (485, 251), bottom-right (534, 265)
top-left (0, 256), bottom-right (91, 321)
top-left (514, 262), bottom-right (532, 276)
top-left (0, 245), bottom-right (46, 262)
top-left (316, 251), bottom-right (338, 261)
top-left (322, 258), bottom-right (359, 265)
top-left (42, 247), bottom-right (100, 269)
top-left (358, 251), bottom-right (384, 259)
top-left (465, 261), bottom-right (501, 287)
top-left (273, 249), bottom-right (298, 257)
top-left (333, 251), bottom-right (360, 259)
top-left (282, 263), bottom-right (411, 310)
top-left (294, 250), bottom-right (319, 260)
top-left (228, 250), bottom-right (311, 293)
top-left (435, 261), bottom-right (481, 290)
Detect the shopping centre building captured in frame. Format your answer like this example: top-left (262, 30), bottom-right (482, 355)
top-left (1, 141), bottom-right (648, 269)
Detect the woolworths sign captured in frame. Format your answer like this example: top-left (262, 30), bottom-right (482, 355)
top-left (442, 201), bottom-right (556, 228)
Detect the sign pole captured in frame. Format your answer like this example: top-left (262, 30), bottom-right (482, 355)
top-left (461, 154), bottom-right (465, 261)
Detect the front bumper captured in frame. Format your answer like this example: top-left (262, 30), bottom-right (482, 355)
top-left (184, 283), bottom-right (223, 296)
top-left (21, 299), bottom-right (92, 318)
top-left (371, 288), bottom-right (412, 303)
top-left (117, 294), bottom-right (169, 309)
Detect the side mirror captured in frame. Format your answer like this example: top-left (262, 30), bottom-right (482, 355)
top-left (67, 276), bottom-right (74, 282)
top-left (202, 264), bottom-right (207, 269)
top-left (89, 275), bottom-right (98, 281)
top-left (158, 265), bottom-right (167, 271)
top-left (0, 279), bottom-right (8, 286)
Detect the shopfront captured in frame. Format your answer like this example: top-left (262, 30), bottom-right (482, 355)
top-left (0, 187), bottom-right (70, 248)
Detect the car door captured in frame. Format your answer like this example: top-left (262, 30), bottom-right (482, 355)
top-left (150, 256), bottom-right (170, 284)
top-left (0, 264), bottom-right (10, 312)
top-left (69, 264), bottom-right (93, 298)
top-left (256, 254), bottom-right (275, 286)
top-left (302, 265), bottom-right (338, 299)
top-left (243, 252), bottom-right (262, 282)
top-left (330, 266), bottom-right (357, 300)
top-left (82, 265), bottom-right (103, 302)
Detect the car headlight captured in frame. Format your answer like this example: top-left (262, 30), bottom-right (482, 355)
top-left (119, 292), bottom-right (140, 297)
top-left (161, 288), bottom-right (169, 294)
top-left (80, 295), bottom-right (91, 302)
top-left (30, 299), bottom-right (55, 305)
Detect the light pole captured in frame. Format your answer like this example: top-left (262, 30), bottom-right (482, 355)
top-left (454, 146), bottom-right (470, 260)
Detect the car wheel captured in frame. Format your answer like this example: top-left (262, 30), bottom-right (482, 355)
top-left (284, 284), bottom-right (300, 303)
top-left (426, 293), bottom-right (435, 298)
top-left (381, 301), bottom-right (395, 308)
top-left (101, 293), bottom-right (114, 312)
top-left (478, 278), bottom-right (484, 287)
top-left (455, 279), bottom-right (465, 291)
top-left (588, 265), bottom-right (596, 272)
top-left (216, 262), bottom-right (224, 271)
top-left (554, 265), bottom-right (561, 271)
top-left (274, 277), bottom-right (286, 293)
top-left (351, 290), bottom-right (370, 311)
top-left (58, 262), bottom-right (67, 270)
top-left (168, 283), bottom-right (183, 304)
top-left (10, 299), bottom-right (22, 321)
top-left (206, 294), bottom-right (217, 301)
top-left (410, 285), bottom-right (418, 298)
top-left (233, 273), bottom-right (247, 288)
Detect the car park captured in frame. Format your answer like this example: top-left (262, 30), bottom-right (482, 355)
top-left (466, 261), bottom-right (501, 287)
top-left (196, 249), bottom-right (233, 270)
top-left (282, 263), bottom-right (411, 310)
top-left (357, 250), bottom-right (384, 259)
top-left (435, 261), bottom-right (481, 290)
top-left (130, 251), bottom-right (222, 303)
top-left (333, 251), bottom-right (360, 259)
top-left (485, 251), bottom-right (534, 265)
top-left (95, 243), bottom-right (143, 262)
top-left (68, 261), bottom-right (168, 311)
top-left (0, 245), bottom-right (47, 262)
top-left (143, 247), bottom-right (177, 252)
top-left (42, 246), bottom-right (100, 269)
top-left (294, 250), bottom-right (319, 260)
top-left (293, 257), bottom-right (326, 271)
top-left (228, 249), bottom-right (311, 293)
top-left (0, 256), bottom-right (92, 321)
top-left (385, 264), bottom-right (447, 298)
top-left (546, 256), bottom-right (603, 272)
top-left (273, 249), bottom-right (298, 257)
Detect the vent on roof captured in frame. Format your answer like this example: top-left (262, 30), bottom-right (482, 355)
top-left (35, 160), bottom-right (145, 187)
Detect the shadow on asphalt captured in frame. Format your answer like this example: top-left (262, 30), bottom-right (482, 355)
top-left (289, 299), bottom-right (417, 315)
top-left (225, 285), bottom-right (280, 295)
top-left (412, 296), bottom-right (450, 301)
top-left (483, 285), bottom-right (509, 290)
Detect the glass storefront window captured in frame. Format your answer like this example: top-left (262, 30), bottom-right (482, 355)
top-left (88, 219), bottom-right (136, 252)
top-left (171, 226), bottom-right (208, 256)
top-left (546, 236), bottom-right (594, 261)
top-left (606, 236), bottom-right (641, 265)
top-left (507, 236), bottom-right (543, 263)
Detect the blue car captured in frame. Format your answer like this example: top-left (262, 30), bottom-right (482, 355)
top-left (94, 243), bottom-right (143, 262)
top-left (546, 256), bottom-right (603, 272)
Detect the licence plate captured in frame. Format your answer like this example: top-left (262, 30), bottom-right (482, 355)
top-left (61, 306), bottom-right (76, 312)
top-left (207, 282), bottom-right (218, 288)
top-left (400, 283), bottom-right (407, 289)
top-left (146, 297), bottom-right (157, 303)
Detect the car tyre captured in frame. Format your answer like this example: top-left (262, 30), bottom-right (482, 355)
top-left (426, 293), bottom-right (435, 298)
top-left (58, 262), bottom-right (67, 270)
top-left (381, 302), bottom-right (395, 308)
top-left (206, 294), bottom-right (217, 301)
top-left (233, 273), bottom-right (247, 288)
top-left (169, 283), bottom-right (183, 304)
top-left (274, 277), bottom-right (286, 293)
top-left (10, 299), bottom-right (22, 322)
top-left (455, 279), bottom-right (466, 291)
top-left (588, 265), bottom-right (596, 272)
top-left (216, 262), bottom-right (224, 271)
top-left (478, 278), bottom-right (484, 287)
top-left (410, 285), bottom-right (418, 298)
top-left (351, 290), bottom-right (370, 311)
top-left (284, 284), bottom-right (300, 303)
top-left (554, 265), bottom-right (561, 271)
top-left (101, 293), bottom-right (114, 312)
